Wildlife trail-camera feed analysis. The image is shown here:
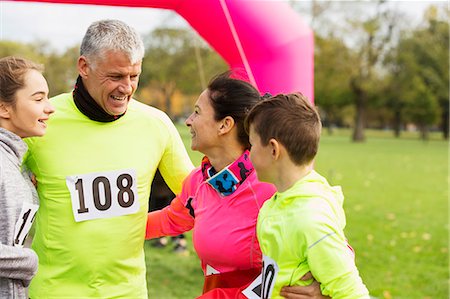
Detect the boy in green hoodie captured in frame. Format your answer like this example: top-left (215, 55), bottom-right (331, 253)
top-left (245, 93), bottom-right (369, 299)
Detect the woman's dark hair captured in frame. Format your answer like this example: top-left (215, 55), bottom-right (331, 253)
top-left (207, 71), bottom-right (261, 149)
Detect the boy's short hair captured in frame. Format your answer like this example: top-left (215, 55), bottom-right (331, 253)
top-left (245, 93), bottom-right (322, 166)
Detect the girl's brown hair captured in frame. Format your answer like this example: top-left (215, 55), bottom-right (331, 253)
top-left (0, 56), bottom-right (44, 106)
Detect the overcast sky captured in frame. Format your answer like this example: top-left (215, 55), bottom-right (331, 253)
top-left (0, 0), bottom-right (445, 53)
top-left (0, 1), bottom-right (187, 52)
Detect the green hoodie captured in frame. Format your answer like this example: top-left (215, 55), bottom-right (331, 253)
top-left (256, 170), bottom-right (369, 299)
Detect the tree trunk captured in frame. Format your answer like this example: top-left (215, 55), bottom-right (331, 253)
top-left (324, 111), bottom-right (334, 135)
top-left (164, 93), bottom-right (172, 117)
top-left (352, 97), bottom-right (366, 142)
top-left (442, 109), bottom-right (449, 140)
top-left (350, 78), bottom-right (366, 142)
top-left (327, 125), bottom-right (334, 135)
top-left (420, 124), bottom-right (429, 141)
top-left (194, 41), bottom-right (207, 90)
top-left (393, 110), bottom-right (401, 138)
top-left (161, 82), bottom-right (176, 118)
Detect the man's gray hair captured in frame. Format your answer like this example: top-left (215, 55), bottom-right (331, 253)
top-left (80, 19), bottom-right (144, 66)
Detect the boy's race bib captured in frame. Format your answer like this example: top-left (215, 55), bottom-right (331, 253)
top-left (242, 255), bottom-right (279, 299)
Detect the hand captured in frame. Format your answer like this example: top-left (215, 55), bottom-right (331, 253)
top-left (31, 174), bottom-right (37, 187)
top-left (21, 278), bottom-right (31, 287)
top-left (279, 272), bottom-right (330, 299)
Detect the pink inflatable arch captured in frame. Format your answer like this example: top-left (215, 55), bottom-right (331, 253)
top-left (10, 0), bottom-right (314, 100)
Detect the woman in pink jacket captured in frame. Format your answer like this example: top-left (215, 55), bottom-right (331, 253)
top-left (146, 72), bottom-right (326, 299)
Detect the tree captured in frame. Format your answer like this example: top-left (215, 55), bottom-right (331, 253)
top-left (140, 27), bottom-right (227, 117)
top-left (314, 35), bottom-right (354, 133)
top-left (44, 46), bottom-right (79, 97)
top-left (0, 40), bottom-right (78, 97)
top-left (291, 1), bottom-right (400, 140)
top-left (404, 77), bottom-right (439, 140)
top-left (344, 1), bottom-right (397, 142)
top-left (384, 5), bottom-right (448, 139)
top-left (421, 6), bottom-right (449, 139)
top-left (0, 41), bottom-right (46, 65)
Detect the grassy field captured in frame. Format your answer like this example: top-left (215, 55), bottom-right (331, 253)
top-left (146, 127), bottom-right (449, 299)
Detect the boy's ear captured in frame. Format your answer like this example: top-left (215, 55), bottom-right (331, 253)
top-left (269, 138), bottom-right (281, 160)
top-left (0, 103), bottom-right (11, 119)
top-left (218, 116), bottom-right (235, 135)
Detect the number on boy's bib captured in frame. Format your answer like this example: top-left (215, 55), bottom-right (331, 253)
top-left (242, 255), bottom-right (279, 299)
top-left (260, 255), bottom-right (278, 299)
top-left (66, 169), bottom-right (139, 222)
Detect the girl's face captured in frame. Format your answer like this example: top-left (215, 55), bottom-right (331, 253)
top-left (2, 69), bottom-right (54, 138)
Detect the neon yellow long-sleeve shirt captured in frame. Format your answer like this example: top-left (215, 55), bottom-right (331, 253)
top-left (24, 93), bottom-right (193, 298)
top-left (257, 170), bottom-right (369, 299)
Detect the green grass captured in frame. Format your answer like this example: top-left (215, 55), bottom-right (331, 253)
top-left (146, 127), bottom-right (449, 299)
top-left (145, 239), bottom-right (203, 298)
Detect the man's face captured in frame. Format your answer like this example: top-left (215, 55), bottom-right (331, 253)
top-left (79, 50), bottom-right (142, 116)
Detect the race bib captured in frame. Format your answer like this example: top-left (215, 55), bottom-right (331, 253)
top-left (66, 169), bottom-right (139, 222)
top-left (260, 255), bottom-right (279, 299)
top-left (242, 255), bottom-right (279, 299)
top-left (13, 202), bottom-right (38, 247)
top-left (206, 264), bottom-right (220, 276)
top-left (242, 273), bottom-right (262, 299)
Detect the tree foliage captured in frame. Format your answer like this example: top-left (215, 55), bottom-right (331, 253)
top-left (314, 35), bottom-right (354, 133)
top-left (44, 46), bottom-right (79, 97)
top-left (139, 27), bottom-right (227, 117)
top-left (384, 5), bottom-right (449, 139)
top-left (345, 1), bottom-right (397, 142)
top-left (2, 3), bottom-right (447, 139)
top-left (0, 41), bottom-right (78, 97)
top-left (292, 1), bottom-right (447, 141)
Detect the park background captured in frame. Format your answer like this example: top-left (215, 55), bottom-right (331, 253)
top-left (1, 1), bottom-right (448, 298)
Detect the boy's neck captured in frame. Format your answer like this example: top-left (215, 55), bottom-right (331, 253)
top-left (274, 160), bottom-right (314, 193)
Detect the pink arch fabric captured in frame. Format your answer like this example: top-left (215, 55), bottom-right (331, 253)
top-left (10, 0), bottom-right (314, 100)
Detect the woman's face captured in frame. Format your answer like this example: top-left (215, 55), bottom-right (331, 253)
top-left (185, 89), bottom-right (221, 154)
top-left (3, 69), bottom-right (54, 138)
